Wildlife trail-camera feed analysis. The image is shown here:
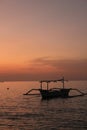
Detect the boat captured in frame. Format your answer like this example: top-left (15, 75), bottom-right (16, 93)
top-left (23, 77), bottom-right (87, 99)
top-left (39, 77), bottom-right (71, 99)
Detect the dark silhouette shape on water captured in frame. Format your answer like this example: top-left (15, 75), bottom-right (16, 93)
top-left (23, 77), bottom-right (87, 100)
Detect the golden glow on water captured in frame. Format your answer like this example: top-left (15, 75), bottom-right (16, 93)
top-left (0, 81), bottom-right (87, 130)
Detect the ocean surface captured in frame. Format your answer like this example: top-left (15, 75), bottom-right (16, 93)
top-left (0, 81), bottom-right (87, 130)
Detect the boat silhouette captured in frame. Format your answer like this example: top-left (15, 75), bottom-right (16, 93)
top-left (24, 77), bottom-right (87, 99)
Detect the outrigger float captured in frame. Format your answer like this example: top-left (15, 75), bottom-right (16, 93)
top-left (24, 77), bottom-right (87, 99)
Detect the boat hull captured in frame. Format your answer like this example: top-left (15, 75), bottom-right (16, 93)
top-left (39, 89), bottom-right (71, 99)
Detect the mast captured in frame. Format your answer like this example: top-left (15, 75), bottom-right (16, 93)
top-left (40, 81), bottom-right (42, 89)
top-left (62, 76), bottom-right (65, 89)
top-left (47, 81), bottom-right (49, 90)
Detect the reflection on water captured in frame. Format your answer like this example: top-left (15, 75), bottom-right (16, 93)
top-left (0, 81), bottom-right (87, 130)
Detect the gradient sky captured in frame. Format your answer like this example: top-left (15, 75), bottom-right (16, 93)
top-left (0, 0), bottom-right (87, 81)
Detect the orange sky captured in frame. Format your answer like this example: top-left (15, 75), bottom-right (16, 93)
top-left (0, 0), bottom-right (87, 81)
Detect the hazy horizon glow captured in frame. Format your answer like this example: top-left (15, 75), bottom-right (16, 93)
top-left (0, 0), bottom-right (87, 81)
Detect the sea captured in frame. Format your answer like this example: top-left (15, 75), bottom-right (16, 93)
top-left (0, 80), bottom-right (87, 130)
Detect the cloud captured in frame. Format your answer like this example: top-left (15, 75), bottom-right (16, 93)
top-left (26, 57), bottom-right (87, 80)
top-left (0, 57), bottom-right (87, 81)
top-left (30, 57), bottom-right (87, 70)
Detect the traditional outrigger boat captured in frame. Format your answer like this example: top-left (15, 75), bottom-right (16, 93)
top-left (39, 77), bottom-right (71, 99)
top-left (24, 77), bottom-right (87, 99)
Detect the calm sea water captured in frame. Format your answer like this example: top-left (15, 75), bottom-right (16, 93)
top-left (0, 81), bottom-right (87, 130)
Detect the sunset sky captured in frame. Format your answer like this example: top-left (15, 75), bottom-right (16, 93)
top-left (0, 0), bottom-right (87, 81)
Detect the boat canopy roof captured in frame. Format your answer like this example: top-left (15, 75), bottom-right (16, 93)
top-left (39, 78), bottom-right (64, 83)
